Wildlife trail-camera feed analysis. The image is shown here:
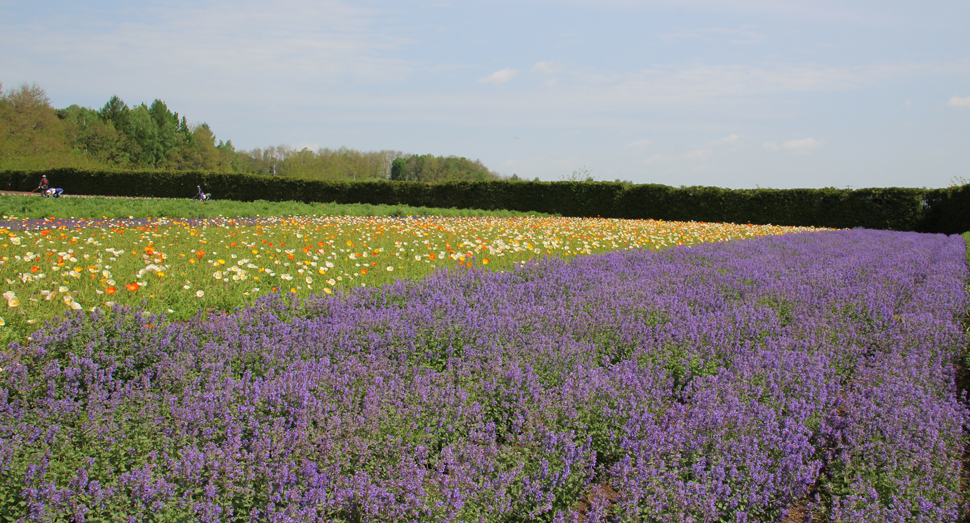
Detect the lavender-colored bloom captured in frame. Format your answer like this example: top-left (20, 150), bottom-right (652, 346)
top-left (0, 229), bottom-right (966, 521)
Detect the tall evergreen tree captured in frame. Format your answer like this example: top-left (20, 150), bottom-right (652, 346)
top-left (98, 95), bottom-right (129, 130)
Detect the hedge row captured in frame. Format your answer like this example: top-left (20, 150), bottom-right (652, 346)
top-left (3, 168), bottom-right (968, 234)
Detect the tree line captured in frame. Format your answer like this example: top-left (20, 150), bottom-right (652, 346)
top-left (0, 81), bottom-right (505, 182)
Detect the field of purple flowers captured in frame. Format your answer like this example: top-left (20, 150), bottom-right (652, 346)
top-left (0, 228), bottom-right (968, 522)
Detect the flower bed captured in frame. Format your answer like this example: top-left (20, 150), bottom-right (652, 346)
top-left (0, 229), bottom-right (966, 521)
top-left (0, 216), bottom-right (818, 345)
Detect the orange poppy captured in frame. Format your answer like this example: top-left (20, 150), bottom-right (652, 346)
top-left (126, 283), bottom-right (139, 292)
top-left (106, 287), bottom-right (117, 294)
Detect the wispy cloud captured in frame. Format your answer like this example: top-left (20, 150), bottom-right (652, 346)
top-left (0, 0), bottom-right (410, 102)
top-left (585, 62), bottom-right (968, 104)
top-left (683, 149), bottom-right (713, 160)
top-left (765, 137), bottom-right (823, 154)
top-left (479, 68), bottom-right (519, 84)
top-left (531, 61), bottom-right (561, 75)
top-left (660, 26), bottom-right (765, 45)
top-left (782, 137), bottom-right (823, 152)
top-left (949, 95), bottom-right (970, 107)
top-left (556, 0), bottom-right (894, 23)
top-left (624, 138), bottom-right (652, 150)
top-left (1, 0), bottom-right (965, 189)
top-left (710, 134), bottom-right (743, 145)
top-left (369, 61), bottom-right (960, 127)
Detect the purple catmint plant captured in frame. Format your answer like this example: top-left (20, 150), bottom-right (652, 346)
top-left (0, 229), bottom-right (966, 522)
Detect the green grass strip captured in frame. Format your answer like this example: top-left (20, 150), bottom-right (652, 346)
top-left (0, 194), bottom-right (553, 220)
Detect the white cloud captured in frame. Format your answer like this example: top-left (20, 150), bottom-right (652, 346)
top-left (660, 26), bottom-right (765, 45)
top-left (0, 0), bottom-right (411, 104)
top-left (710, 133), bottom-right (742, 145)
top-left (683, 149), bottom-right (713, 160)
top-left (624, 138), bottom-right (652, 150)
top-left (531, 61), bottom-right (560, 75)
top-left (479, 68), bottom-right (519, 84)
top-left (728, 29), bottom-right (765, 45)
top-left (547, 0), bottom-right (896, 23)
top-left (559, 62), bottom-right (970, 106)
top-left (782, 137), bottom-right (823, 153)
top-left (764, 138), bottom-right (822, 154)
top-left (900, 100), bottom-right (912, 109)
top-left (949, 95), bottom-right (970, 107)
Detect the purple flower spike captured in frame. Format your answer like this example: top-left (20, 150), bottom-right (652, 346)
top-left (1, 229), bottom-right (966, 522)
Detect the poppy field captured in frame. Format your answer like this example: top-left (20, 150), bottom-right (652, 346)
top-left (0, 206), bottom-right (968, 521)
top-left (0, 214), bottom-right (815, 346)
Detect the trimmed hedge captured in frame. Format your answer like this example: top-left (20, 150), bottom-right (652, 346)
top-left (2, 168), bottom-right (967, 234)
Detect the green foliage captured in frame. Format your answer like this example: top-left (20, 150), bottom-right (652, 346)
top-left (0, 83), bottom-right (76, 170)
top-left (236, 145), bottom-right (403, 180)
top-left (390, 154), bottom-right (500, 182)
top-left (0, 83), bottom-right (298, 175)
top-left (58, 104), bottom-right (128, 166)
top-left (2, 168), bottom-right (969, 233)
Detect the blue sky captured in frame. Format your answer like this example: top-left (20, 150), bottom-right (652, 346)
top-left (2, 0), bottom-right (968, 188)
